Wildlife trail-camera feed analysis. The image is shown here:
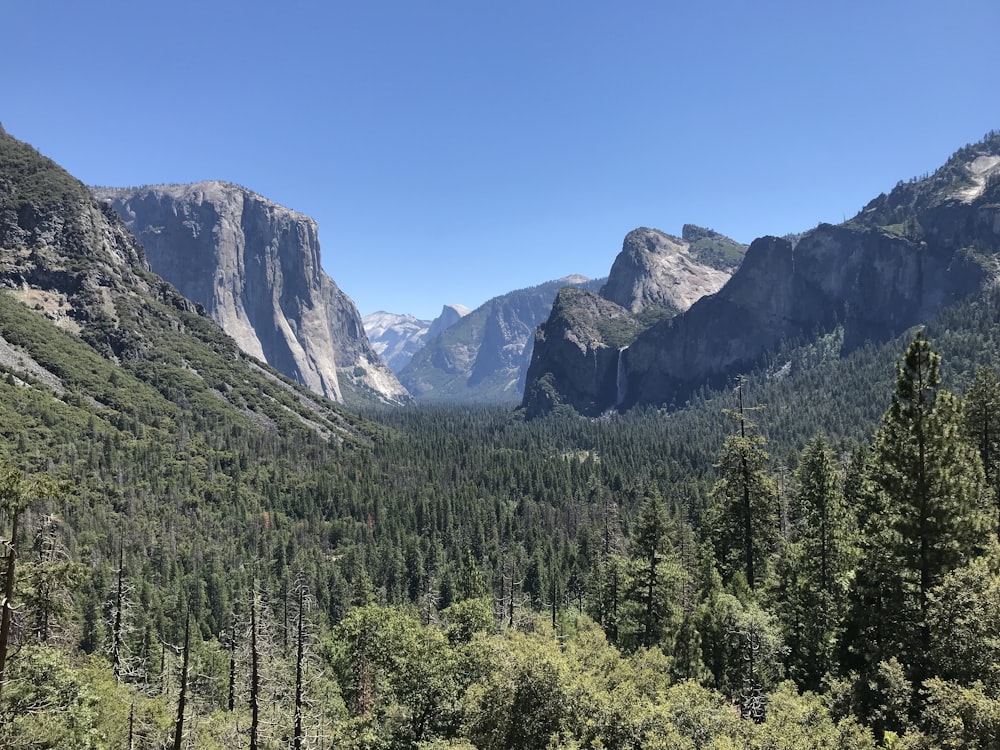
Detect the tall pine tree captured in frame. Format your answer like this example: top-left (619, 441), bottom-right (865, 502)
top-left (848, 332), bottom-right (993, 719)
top-left (775, 434), bottom-right (854, 690)
top-left (706, 381), bottom-right (779, 592)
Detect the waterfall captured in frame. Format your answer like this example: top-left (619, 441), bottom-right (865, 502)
top-left (615, 347), bottom-right (628, 407)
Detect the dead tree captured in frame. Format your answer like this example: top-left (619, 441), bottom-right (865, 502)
top-left (172, 614), bottom-right (191, 750)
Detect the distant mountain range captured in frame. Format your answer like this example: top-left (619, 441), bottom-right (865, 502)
top-left (396, 275), bottom-right (605, 403)
top-left (523, 133), bottom-right (1000, 416)
top-left (37, 124), bottom-right (1000, 421)
top-left (363, 304), bottom-right (470, 374)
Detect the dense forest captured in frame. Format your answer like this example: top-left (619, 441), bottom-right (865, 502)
top-left (4, 287), bottom-right (1000, 747)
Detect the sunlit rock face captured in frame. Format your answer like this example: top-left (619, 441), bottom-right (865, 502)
top-left (95, 182), bottom-right (409, 405)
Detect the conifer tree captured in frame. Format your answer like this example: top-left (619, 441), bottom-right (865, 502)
top-left (776, 434), bottom-right (854, 689)
top-left (848, 332), bottom-right (993, 714)
top-left (706, 380), bottom-right (779, 592)
top-left (962, 365), bottom-right (1000, 535)
top-left (624, 489), bottom-right (682, 649)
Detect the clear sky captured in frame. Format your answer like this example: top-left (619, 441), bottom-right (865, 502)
top-left (3, 1), bottom-right (999, 320)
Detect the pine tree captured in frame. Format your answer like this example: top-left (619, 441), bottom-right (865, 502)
top-left (624, 489), bottom-right (682, 650)
top-left (848, 332), bottom-right (993, 716)
top-left (776, 434), bottom-right (854, 689)
top-left (705, 380), bottom-right (779, 592)
top-left (962, 366), bottom-right (1000, 536)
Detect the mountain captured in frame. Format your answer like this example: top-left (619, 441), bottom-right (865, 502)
top-left (92, 182), bottom-right (408, 407)
top-left (523, 226), bottom-right (747, 416)
top-left (601, 225), bottom-right (743, 320)
top-left (523, 133), bottom-right (1000, 416)
top-left (363, 303), bottom-right (470, 374)
top-left (0, 124), bottom-right (371, 444)
top-left (399, 275), bottom-right (603, 403)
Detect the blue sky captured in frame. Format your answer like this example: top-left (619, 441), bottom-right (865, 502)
top-left (3, 1), bottom-right (999, 320)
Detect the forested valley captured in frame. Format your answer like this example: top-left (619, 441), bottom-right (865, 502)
top-left (5, 277), bottom-right (1000, 748)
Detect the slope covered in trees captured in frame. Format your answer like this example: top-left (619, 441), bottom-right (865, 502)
top-left (4, 289), bottom-right (1000, 746)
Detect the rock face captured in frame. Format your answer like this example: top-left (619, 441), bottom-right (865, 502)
top-left (400, 276), bottom-right (603, 403)
top-left (363, 304), bottom-right (469, 374)
top-left (600, 227), bottom-right (733, 316)
top-left (522, 227), bottom-right (746, 416)
top-left (522, 287), bottom-right (641, 416)
top-left (523, 134), bottom-right (1000, 416)
top-left (93, 182), bottom-right (408, 406)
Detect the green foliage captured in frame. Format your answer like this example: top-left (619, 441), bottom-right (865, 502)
top-left (0, 645), bottom-right (101, 749)
top-left (0, 130), bottom-right (89, 211)
top-left (705, 399), bottom-right (779, 591)
top-left (848, 333), bottom-right (994, 729)
top-left (773, 434), bottom-right (854, 690)
top-left (682, 224), bottom-right (749, 272)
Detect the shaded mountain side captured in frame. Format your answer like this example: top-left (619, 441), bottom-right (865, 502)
top-left (400, 276), bottom-right (602, 403)
top-left (0, 124), bottom-right (372, 444)
top-left (523, 133), bottom-right (1000, 416)
top-left (399, 276), bottom-right (603, 403)
top-left (92, 182), bottom-right (409, 407)
top-left (521, 287), bottom-right (642, 417)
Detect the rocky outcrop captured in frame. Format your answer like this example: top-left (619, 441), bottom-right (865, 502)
top-left (427, 304), bottom-right (470, 341)
top-left (401, 276), bottom-right (602, 403)
top-left (0, 126), bottom-right (370, 442)
top-left (523, 134), bottom-right (1000, 415)
top-left (522, 287), bottom-right (640, 417)
top-left (600, 228), bottom-right (733, 317)
top-left (521, 226), bottom-right (745, 416)
top-left (363, 304), bottom-right (469, 374)
top-left (93, 182), bottom-right (408, 406)
top-left (1, 125), bottom-right (158, 345)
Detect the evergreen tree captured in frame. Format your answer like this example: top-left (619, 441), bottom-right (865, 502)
top-left (623, 489), bottom-right (682, 650)
top-left (848, 333), bottom-right (993, 717)
top-left (775, 434), bottom-right (854, 690)
top-left (705, 381), bottom-right (779, 591)
top-left (962, 365), bottom-right (1000, 536)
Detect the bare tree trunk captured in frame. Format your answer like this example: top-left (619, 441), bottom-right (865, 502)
top-left (172, 614), bottom-right (190, 750)
top-left (250, 586), bottom-right (260, 750)
top-left (227, 609), bottom-right (238, 712)
top-left (0, 508), bottom-right (21, 706)
top-left (294, 583), bottom-right (305, 750)
top-left (112, 530), bottom-right (125, 681)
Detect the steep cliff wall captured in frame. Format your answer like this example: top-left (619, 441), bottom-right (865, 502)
top-left (94, 182), bottom-right (408, 405)
top-left (400, 276), bottom-right (602, 403)
top-left (521, 226), bottom-right (743, 416)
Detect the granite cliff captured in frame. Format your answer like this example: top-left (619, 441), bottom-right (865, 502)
top-left (0, 125), bottom-right (369, 442)
top-left (93, 182), bottom-right (408, 406)
top-left (523, 226), bottom-right (746, 416)
top-left (523, 133), bottom-right (1000, 416)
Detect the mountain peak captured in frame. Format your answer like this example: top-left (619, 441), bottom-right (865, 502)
top-left (600, 227), bottom-right (736, 316)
